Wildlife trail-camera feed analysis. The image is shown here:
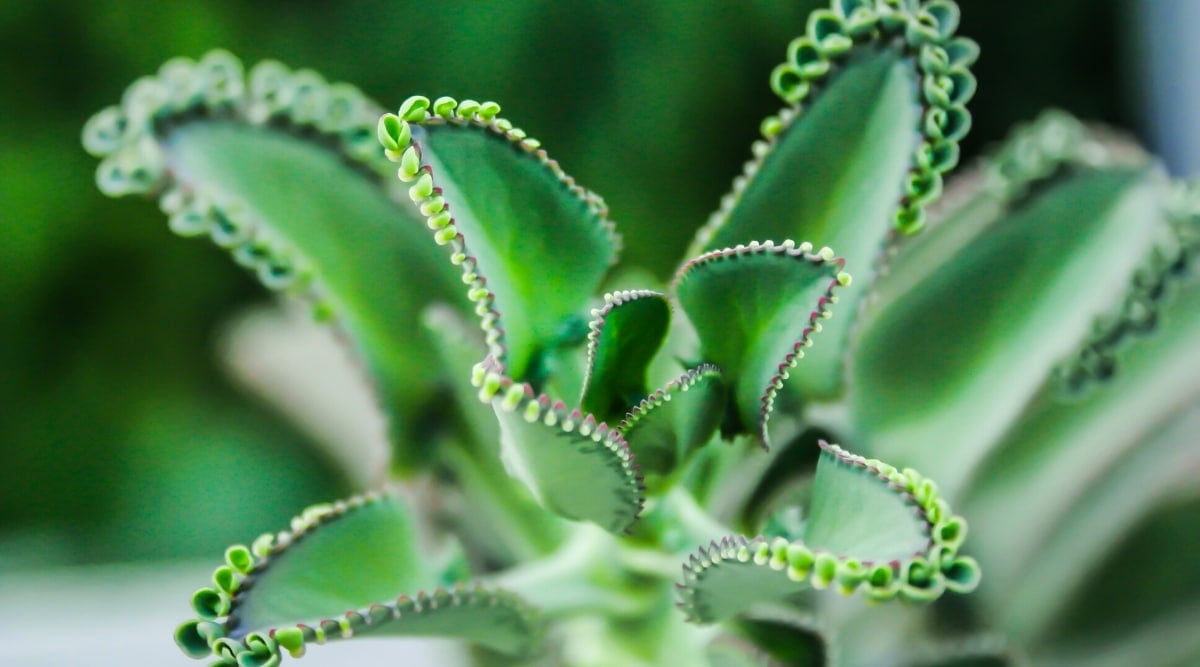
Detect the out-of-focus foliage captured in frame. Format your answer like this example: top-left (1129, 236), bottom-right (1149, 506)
top-left (0, 0), bottom-right (1130, 566)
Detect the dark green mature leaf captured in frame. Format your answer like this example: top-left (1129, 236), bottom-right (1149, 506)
top-left (849, 163), bottom-right (1163, 497)
top-left (474, 362), bottom-right (644, 534)
top-left (81, 51), bottom-right (461, 470)
top-left (674, 240), bottom-right (848, 444)
top-left (580, 290), bottom-right (672, 422)
top-left (677, 443), bottom-right (976, 624)
top-left (175, 492), bottom-right (540, 664)
top-left (690, 1), bottom-right (977, 400)
top-left (380, 96), bottom-right (619, 382)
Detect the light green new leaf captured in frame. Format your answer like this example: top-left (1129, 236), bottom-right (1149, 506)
top-left (674, 240), bottom-right (848, 444)
top-left (474, 364), bottom-right (644, 534)
top-left (677, 443), bottom-right (976, 624)
top-left (82, 51), bottom-right (461, 470)
top-left (175, 492), bottom-right (540, 664)
top-left (379, 97), bottom-right (619, 382)
top-left (690, 0), bottom-right (977, 400)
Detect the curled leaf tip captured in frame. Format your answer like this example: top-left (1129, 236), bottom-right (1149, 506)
top-left (677, 442), bottom-right (977, 623)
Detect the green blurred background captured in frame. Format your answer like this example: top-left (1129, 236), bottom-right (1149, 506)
top-left (0, 0), bottom-right (1143, 569)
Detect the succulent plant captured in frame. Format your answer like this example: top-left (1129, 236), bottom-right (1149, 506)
top-left (82, 0), bottom-right (1200, 665)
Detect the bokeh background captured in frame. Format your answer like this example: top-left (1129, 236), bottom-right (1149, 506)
top-left (1, 0), bottom-right (1195, 664)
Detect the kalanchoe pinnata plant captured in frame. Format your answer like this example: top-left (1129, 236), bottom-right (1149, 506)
top-left (82, 0), bottom-right (1200, 665)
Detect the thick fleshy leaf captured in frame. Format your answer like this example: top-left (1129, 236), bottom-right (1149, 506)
top-left (82, 51), bottom-right (460, 470)
top-left (580, 290), bottom-right (672, 422)
top-left (677, 443), bottom-right (976, 624)
top-left (867, 111), bottom-right (1143, 310)
top-left (618, 365), bottom-right (726, 489)
top-left (474, 362), bottom-right (644, 534)
top-left (674, 240), bottom-right (848, 444)
top-left (690, 1), bottom-right (977, 399)
top-left (380, 97), bottom-right (619, 382)
top-left (960, 205), bottom-right (1200, 638)
top-left (174, 493), bottom-right (540, 664)
top-left (849, 162), bottom-right (1163, 497)
top-left (804, 443), bottom-right (932, 562)
top-left (990, 406), bottom-right (1200, 645)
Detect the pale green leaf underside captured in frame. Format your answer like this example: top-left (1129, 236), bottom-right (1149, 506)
top-left (994, 405), bottom-right (1200, 645)
top-left (175, 493), bottom-right (540, 662)
top-left (694, 48), bottom-right (920, 401)
top-left (804, 442), bottom-right (930, 562)
top-left (478, 371), bottom-right (643, 534)
top-left (850, 165), bottom-right (1162, 496)
top-left (678, 535), bottom-right (812, 624)
top-left (423, 308), bottom-right (568, 562)
top-left (166, 121), bottom-right (457, 395)
top-left (870, 110), bottom-right (1143, 311)
top-left (412, 121), bottom-right (618, 380)
top-left (580, 290), bottom-right (672, 422)
top-left (83, 53), bottom-right (461, 470)
top-left (963, 265), bottom-right (1200, 639)
top-left (227, 494), bottom-right (427, 636)
top-left (619, 365), bottom-right (726, 487)
top-left (675, 241), bottom-right (844, 443)
top-left (678, 444), bottom-right (976, 624)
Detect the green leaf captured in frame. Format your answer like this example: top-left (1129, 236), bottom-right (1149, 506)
top-left (674, 240), bottom-right (848, 444)
top-left (618, 364), bottom-right (726, 490)
top-left (474, 363), bottom-right (644, 534)
top-left (690, 2), bottom-right (977, 399)
top-left (1036, 602), bottom-right (1200, 667)
top-left (380, 97), bottom-right (619, 382)
top-left (988, 406), bottom-right (1200, 645)
top-left (730, 611), bottom-right (830, 667)
top-left (960, 197), bottom-right (1200, 638)
top-left (849, 162), bottom-right (1163, 497)
top-left (677, 443), bottom-right (976, 624)
top-left (421, 305), bottom-right (566, 562)
top-left (174, 492), bottom-right (541, 664)
top-left (580, 290), bottom-right (672, 422)
top-left (82, 51), bottom-right (461, 470)
top-left (804, 445), bottom-right (932, 563)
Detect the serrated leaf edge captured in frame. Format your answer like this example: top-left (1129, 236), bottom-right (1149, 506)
top-left (617, 363), bottom-right (725, 434)
top-left (379, 95), bottom-right (620, 375)
top-left (676, 442), bottom-right (977, 623)
top-left (674, 239), bottom-right (850, 445)
top-left (175, 491), bottom-right (542, 664)
top-left (472, 357), bottom-right (646, 533)
top-left (580, 289), bottom-right (671, 409)
top-left (1053, 176), bottom-right (1200, 397)
top-left (82, 50), bottom-right (396, 322)
top-left (688, 0), bottom-right (978, 259)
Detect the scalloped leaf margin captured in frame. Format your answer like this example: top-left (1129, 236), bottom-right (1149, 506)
top-left (175, 492), bottom-right (541, 664)
top-left (677, 443), bottom-right (978, 623)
